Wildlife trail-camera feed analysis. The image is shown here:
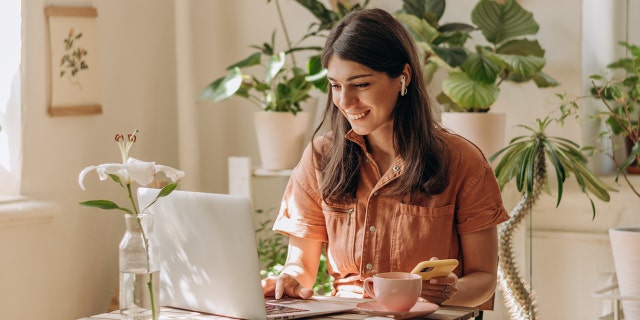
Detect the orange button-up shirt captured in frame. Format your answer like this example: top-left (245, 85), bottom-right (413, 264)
top-left (273, 130), bottom-right (509, 301)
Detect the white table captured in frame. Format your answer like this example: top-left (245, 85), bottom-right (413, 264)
top-left (79, 297), bottom-right (479, 320)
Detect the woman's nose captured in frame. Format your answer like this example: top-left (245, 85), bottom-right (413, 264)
top-left (337, 89), bottom-right (357, 109)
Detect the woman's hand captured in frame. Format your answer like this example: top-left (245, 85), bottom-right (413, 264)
top-left (420, 273), bottom-right (459, 305)
top-left (261, 273), bottom-right (314, 299)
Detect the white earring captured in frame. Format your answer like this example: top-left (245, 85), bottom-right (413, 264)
top-left (400, 75), bottom-right (408, 96)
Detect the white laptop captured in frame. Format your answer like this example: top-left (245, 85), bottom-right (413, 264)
top-left (137, 187), bottom-right (355, 320)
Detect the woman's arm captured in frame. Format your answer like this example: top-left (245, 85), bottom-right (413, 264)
top-left (444, 226), bottom-right (499, 307)
top-left (283, 235), bottom-right (324, 288)
top-left (261, 235), bottom-right (323, 299)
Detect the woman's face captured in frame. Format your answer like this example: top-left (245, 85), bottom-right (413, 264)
top-left (326, 56), bottom-right (402, 137)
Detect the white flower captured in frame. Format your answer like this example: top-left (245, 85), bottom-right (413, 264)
top-left (78, 157), bottom-right (185, 191)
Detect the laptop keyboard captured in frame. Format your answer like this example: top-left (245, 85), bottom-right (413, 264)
top-left (265, 303), bottom-right (309, 315)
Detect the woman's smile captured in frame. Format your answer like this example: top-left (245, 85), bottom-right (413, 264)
top-left (345, 110), bottom-right (370, 120)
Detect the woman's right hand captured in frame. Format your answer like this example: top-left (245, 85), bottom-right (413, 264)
top-left (261, 273), bottom-right (314, 299)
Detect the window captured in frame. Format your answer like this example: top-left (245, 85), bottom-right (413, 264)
top-left (0, 0), bottom-right (21, 197)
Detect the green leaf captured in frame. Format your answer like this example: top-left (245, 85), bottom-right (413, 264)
top-left (472, 0), bottom-right (539, 45)
top-left (395, 13), bottom-right (440, 44)
top-left (462, 52), bottom-right (500, 84)
top-left (530, 71), bottom-right (560, 88)
top-left (498, 53), bottom-right (546, 78)
top-left (227, 52), bottom-right (262, 70)
top-left (441, 72), bottom-right (499, 111)
top-left (618, 141), bottom-right (640, 173)
top-left (140, 183), bottom-right (180, 214)
top-left (542, 139), bottom-right (566, 207)
top-left (497, 39), bottom-right (545, 57)
top-left (400, 0), bottom-right (445, 24)
top-left (158, 183), bottom-right (178, 197)
top-left (306, 55), bottom-right (328, 92)
top-left (199, 67), bottom-right (243, 102)
top-left (432, 46), bottom-right (468, 68)
top-left (107, 174), bottom-right (124, 186)
top-left (293, 0), bottom-right (339, 29)
top-left (265, 52), bottom-right (286, 83)
top-left (79, 200), bottom-right (133, 214)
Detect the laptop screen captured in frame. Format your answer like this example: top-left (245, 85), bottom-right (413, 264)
top-left (139, 188), bottom-right (268, 319)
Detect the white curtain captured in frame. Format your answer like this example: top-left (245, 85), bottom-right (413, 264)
top-left (0, 0), bottom-right (21, 196)
top-left (173, 0), bottom-right (201, 191)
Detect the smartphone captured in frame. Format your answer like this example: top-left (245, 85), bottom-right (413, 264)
top-left (410, 259), bottom-right (459, 280)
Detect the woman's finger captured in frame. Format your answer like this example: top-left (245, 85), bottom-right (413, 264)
top-left (275, 274), bottom-right (286, 299)
top-left (272, 273), bottom-right (314, 299)
top-left (420, 274), bottom-right (459, 304)
top-left (261, 276), bottom-right (277, 297)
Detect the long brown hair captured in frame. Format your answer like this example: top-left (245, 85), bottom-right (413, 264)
top-left (312, 8), bottom-right (449, 202)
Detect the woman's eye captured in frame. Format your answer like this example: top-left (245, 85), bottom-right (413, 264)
top-left (354, 83), bottom-right (369, 88)
top-left (330, 84), bottom-right (341, 89)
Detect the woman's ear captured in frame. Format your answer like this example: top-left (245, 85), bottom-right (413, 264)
top-left (402, 63), bottom-right (412, 86)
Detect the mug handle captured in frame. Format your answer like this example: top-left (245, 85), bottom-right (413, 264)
top-left (363, 278), bottom-right (376, 299)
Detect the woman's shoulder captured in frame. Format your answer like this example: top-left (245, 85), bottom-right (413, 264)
top-left (439, 129), bottom-right (490, 169)
top-left (441, 130), bottom-right (485, 156)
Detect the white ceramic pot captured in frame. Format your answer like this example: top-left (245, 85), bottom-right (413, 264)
top-left (254, 111), bottom-right (311, 170)
top-left (440, 112), bottom-right (506, 159)
top-left (609, 227), bottom-right (640, 320)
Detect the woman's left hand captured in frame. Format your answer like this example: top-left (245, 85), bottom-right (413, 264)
top-left (420, 273), bottom-right (458, 305)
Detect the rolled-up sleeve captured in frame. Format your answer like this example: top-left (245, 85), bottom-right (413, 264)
top-left (448, 136), bottom-right (509, 235)
top-left (272, 143), bottom-right (328, 242)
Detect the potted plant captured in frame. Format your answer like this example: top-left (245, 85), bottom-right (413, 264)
top-left (488, 110), bottom-right (614, 319)
top-left (490, 41), bottom-right (640, 319)
top-left (588, 41), bottom-right (640, 319)
top-left (591, 41), bottom-right (640, 179)
top-left (396, 0), bottom-right (559, 157)
top-left (199, 1), bottom-right (319, 170)
top-left (199, 0), bottom-right (368, 170)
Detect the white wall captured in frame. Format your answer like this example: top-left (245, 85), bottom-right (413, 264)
top-left (1, 0), bottom-right (637, 319)
top-left (0, 0), bottom-right (177, 319)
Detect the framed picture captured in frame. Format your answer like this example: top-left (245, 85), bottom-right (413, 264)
top-left (45, 6), bottom-right (102, 116)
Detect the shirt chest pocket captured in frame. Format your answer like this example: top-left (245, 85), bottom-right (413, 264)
top-left (391, 204), bottom-right (455, 271)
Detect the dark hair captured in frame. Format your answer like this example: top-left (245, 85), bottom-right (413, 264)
top-left (312, 8), bottom-right (449, 202)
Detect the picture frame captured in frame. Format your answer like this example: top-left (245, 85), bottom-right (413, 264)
top-left (45, 6), bottom-right (102, 116)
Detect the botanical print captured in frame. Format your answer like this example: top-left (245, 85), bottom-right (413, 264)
top-left (59, 28), bottom-right (89, 89)
top-left (46, 6), bottom-right (101, 114)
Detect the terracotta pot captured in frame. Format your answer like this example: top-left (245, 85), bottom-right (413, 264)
top-left (440, 112), bottom-right (506, 159)
top-left (609, 227), bottom-right (640, 320)
top-left (254, 111), bottom-right (311, 170)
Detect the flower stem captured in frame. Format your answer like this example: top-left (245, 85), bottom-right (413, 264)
top-left (134, 215), bottom-right (157, 319)
top-left (127, 182), bottom-right (157, 318)
top-left (148, 271), bottom-right (157, 320)
top-left (126, 184), bottom-right (139, 215)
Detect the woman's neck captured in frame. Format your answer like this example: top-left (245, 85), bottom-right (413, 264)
top-left (365, 130), bottom-right (396, 174)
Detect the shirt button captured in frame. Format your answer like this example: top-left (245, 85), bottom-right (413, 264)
top-left (366, 263), bottom-right (373, 270)
top-left (369, 226), bottom-right (376, 232)
top-left (392, 165), bottom-right (400, 172)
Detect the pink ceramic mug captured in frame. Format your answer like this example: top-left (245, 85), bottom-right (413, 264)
top-left (363, 272), bottom-right (422, 312)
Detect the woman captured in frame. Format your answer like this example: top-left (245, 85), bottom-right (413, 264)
top-left (261, 8), bottom-right (509, 310)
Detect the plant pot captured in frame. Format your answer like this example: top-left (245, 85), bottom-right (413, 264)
top-left (609, 227), bottom-right (640, 320)
top-left (440, 112), bottom-right (506, 159)
top-left (254, 111), bottom-right (311, 170)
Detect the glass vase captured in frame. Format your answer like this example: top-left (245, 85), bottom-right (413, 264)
top-left (119, 213), bottom-right (159, 320)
